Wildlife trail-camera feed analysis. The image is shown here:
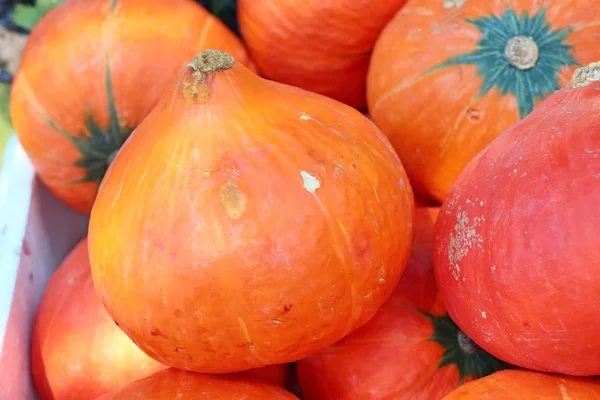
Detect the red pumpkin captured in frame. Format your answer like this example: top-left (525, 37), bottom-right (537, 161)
top-left (96, 369), bottom-right (298, 400)
top-left (32, 238), bottom-right (293, 399)
top-left (368, 0), bottom-right (600, 203)
top-left (88, 49), bottom-right (414, 373)
top-left (297, 207), bottom-right (507, 399)
top-left (442, 370), bottom-right (600, 399)
top-left (31, 239), bottom-right (165, 400)
top-left (10, 0), bottom-right (253, 214)
top-left (238, 0), bottom-right (407, 110)
top-left (434, 61), bottom-right (600, 375)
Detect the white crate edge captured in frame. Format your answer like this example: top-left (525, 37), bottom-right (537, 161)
top-left (0, 135), bottom-right (89, 399)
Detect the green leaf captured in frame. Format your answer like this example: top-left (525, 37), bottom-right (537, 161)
top-left (0, 83), bottom-right (13, 163)
top-left (11, 0), bottom-right (64, 31)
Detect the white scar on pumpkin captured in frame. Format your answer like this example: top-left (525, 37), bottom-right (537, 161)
top-left (300, 171), bottom-right (321, 194)
top-left (447, 209), bottom-right (484, 280)
top-left (443, 0), bottom-right (466, 8)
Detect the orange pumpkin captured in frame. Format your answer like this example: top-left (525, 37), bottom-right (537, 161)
top-left (441, 370), bottom-right (600, 399)
top-left (297, 208), bottom-right (507, 399)
top-left (96, 369), bottom-right (299, 400)
top-left (10, 0), bottom-right (253, 215)
top-left (238, 0), bottom-right (407, 110)
top-left (32, 238), bottom-right (293, 400)
top-left (367, 0), bottom-right (600, 203)
top-left (31, 239), bottom-right (165, 400)
top-left (88, 49), bottom-right (415, 373)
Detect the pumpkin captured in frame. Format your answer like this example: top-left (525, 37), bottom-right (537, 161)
top-left (31, 239), bottom-right (165, 400)
top-left (238, 0), bottom-right (407, 110)
top-left (32, 238), bottom-right (294, 399)
top-left (96, 369), bottom-right (299, 400)
top-left (9, 0), bottom-right (253, 214)
top-left (367, 0), bottom-right (600, 203)
top-left (433, 61), bottom-right (600, 375)
top-left (297, 207), bottom-right (507, 399)
top-left (441, 370), bottom-right (600, 399)
top-left (88, 49), bottom-right (414, 373)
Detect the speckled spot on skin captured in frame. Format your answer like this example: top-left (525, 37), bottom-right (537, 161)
top-left (448, 209), bottom-right (484, 280)
top-left (443, 0), bottom-right (466, 8)
top-left (219, 181), bottom-right (247, 219)
top-left (300, 171), bottom-right (321, 194)
top-left (299, 113), bottom-right (314, 121)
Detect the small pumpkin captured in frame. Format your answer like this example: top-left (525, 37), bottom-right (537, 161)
top-left (10, 0), bottom-right (253, 214)
top-left (297, 207), bottom-right (507, 399)
top-left (32, 238), bottom-right (294, 400)
top-left (96, 369), bottom-right (299, 400)
top-left (441, 370), bottom-right (600, 399)
top-left (368, 0), bottom-right (600, 202)
top-left (434, 61), bottom-right (600, 375)
top-left (31, 239), bottom-right (165, 400)
top-left (238, 0), bottom-right (407, 110)
top-left (88, 49), bottom-right (414, 373)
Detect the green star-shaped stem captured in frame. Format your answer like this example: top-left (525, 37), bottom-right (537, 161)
top-left (47, 56), bottom-right (134, 184)
top-left (430, 8), bottom-right (578, 118)
top-left (420, 311), bottom-right (511, 382)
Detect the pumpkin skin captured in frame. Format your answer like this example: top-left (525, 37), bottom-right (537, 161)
top-left (297, 207), bottom-right (507, 400)
top-left (32, 238), bottom-right (294, 400)
top-left (31, 239), bottom-right (165, 400)
top-left (10, 0), bottom-right (253, 215)
top-left (367, 0), bottom-right (600, 203)
top-left (238, 0), bottom-right (407, 110)
top-left (433, 62), bottom-right (600, 375)
top-left (96, 369), bottom-right (299, 400)
top-left (442, 370), bottom-right (600, 399)
top-left (88, 49), bottom-right (414, 373)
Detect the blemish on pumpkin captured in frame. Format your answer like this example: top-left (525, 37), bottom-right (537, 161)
top-left (272, 319), bottom-right (282, 325)
top-left (466, 108), bottom-right (482, 123)
top-left (150, 328), bottom-right (168, 339)
top-left (201, 170), bottom-right (211, 179)
top-left (448, 210), bottom-right (484, 280)
top-left (283, 304), bottom-right (293, 314)
top-left (300, 171), bottom-right (321, 194)
top-left (398, 178), bottom-right (405, 187)
top-left (181, 73), bottom-right (210, 104)
top-left (443, 0), bottom-right (466, 8)
top-left (559, 384), bottom-right (572, 400)
top-left (480, 310), bottom-right (487, 319)
top-left (299, 113), bottom-right (314, 121)
top-left (219, 181), bottom-right (247, 219)
top-left (379, 264), bottom-right (387, 284)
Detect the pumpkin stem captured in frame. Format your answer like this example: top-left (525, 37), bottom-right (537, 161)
top-left (569, 61), bottom-right (600, 88)
top-left (504, 36), bottom-right (539, 70)
top-left (187, 49), bottom-right (235, 79)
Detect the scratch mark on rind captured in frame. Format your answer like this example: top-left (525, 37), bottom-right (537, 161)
top-left (559, 383), bottom-right (572, 400)
top-left (237, 317), bottom-right (267, 364)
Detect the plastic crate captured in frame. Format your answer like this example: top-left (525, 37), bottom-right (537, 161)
top-left (0, 135), bottom-right (88, 399)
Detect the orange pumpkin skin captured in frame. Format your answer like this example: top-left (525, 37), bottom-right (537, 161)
top-left (297, 208), bottom-right (506, 399)
top-left (96, 369), bottom-right (299, 400)
top-left (10, 0), bottom-right (253, 215)
top-left (32, 238), bottom-right (294, 400)
top-left (442, 370), bottom-right (600, 399)
top-left (367, 0), bottom-right (600, 203)
top-left (88, 50), bottom-right (415, 373)
top-left (433, 63), bottom-right (600, 375)
top-left (31, 239), bottom-right (165, 400)
top-left (238, 0), bottom-right (407, 110)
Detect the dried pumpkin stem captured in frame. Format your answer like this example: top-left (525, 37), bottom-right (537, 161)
top-left (569, 61), bottom-right (600, 88)
top-left (504, 36), bottom-right (539, 70)
top-left (187, 49), bottom-right (235, 81)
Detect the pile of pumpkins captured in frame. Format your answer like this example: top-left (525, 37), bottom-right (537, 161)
top-left (10, 0), bottom-right (600, 398)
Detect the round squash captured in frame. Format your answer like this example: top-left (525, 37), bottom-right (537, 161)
top-left (88, 49), bottom-right (414, 373)
top-left (433, 61), bottom-right (600, 375)
top-left (96, 369), bottom-right (299, 400)
top-left (368, 0), bottom-right (600, 203)
top-left (31, 239), bottom-right (165, 400)
top-left (32, 238), bottom-right (294, 399)
top-left (10, 0), bottom-right (253, 214)
top-left (297, 207), bottom-right (507, 400)
top-left (238, 0), bottom-right (407, 110)
top-left (442, 370), bottom-right (600, 399)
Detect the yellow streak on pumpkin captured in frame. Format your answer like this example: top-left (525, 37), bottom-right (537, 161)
top-left (219, 181), bottom-right (247, 219)
top-left (237, 317), bottom-right (268, 364)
